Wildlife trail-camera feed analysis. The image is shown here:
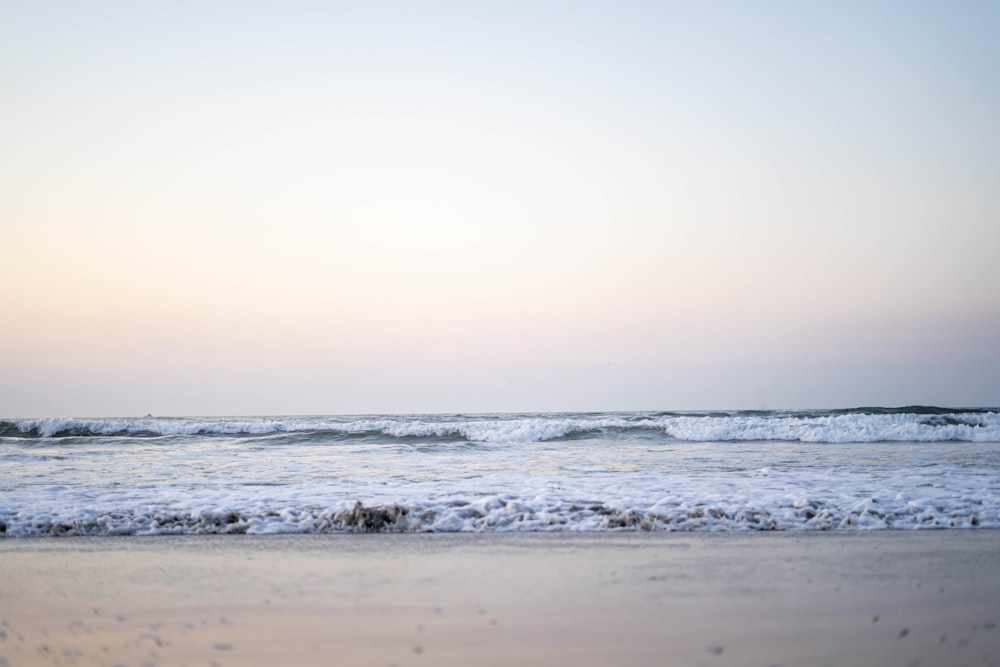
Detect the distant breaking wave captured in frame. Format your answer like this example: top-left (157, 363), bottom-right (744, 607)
top-left (2, 407), bottom-right (998, 443)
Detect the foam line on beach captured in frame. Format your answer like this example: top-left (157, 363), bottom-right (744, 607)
top-left (2, 494), bottom-right (996, 536)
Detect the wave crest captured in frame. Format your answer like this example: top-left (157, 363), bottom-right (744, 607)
top-left (2, 408), bottom-right (998, 443)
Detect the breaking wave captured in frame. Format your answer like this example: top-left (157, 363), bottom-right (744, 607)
top-left (2, 407), bottom-right (998, 443)
top-left (2, 495), bottom-right (994, 537)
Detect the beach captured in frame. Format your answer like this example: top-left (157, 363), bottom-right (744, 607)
top-left (2, 531), bottom-right (999, 667)
top-left (5, 1), bottom-right (999, 664)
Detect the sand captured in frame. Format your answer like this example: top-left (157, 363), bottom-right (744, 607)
top-left (1, 531), bottom-right (999, 667)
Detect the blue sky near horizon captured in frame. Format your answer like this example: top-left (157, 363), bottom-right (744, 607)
top-left (2, 1), bottom-right (998, 416)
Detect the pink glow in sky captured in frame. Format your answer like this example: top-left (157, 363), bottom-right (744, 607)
top-left (2, 2), bottom-right (998, 415)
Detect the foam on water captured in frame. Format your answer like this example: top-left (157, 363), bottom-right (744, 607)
top-left (660, 412), bottom-right (1000, 443)
top-left (2, 409), bottom-right (998, 536)
top-left (4, 408), bottom-right (999, 442)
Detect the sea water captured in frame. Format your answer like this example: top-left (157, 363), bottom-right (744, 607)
top-left (2, 408), bottom-right (999, 536)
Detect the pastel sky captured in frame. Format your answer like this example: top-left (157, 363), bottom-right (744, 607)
top-left (2, 1), bottom-right (998, 416)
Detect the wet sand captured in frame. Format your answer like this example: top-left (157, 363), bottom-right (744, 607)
top-left (1, 531), bottom-right (999, 667)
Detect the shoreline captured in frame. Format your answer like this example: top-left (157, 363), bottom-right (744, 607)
top-left (3, 531), bottom-right (999, 666)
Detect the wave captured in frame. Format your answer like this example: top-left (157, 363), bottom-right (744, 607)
top-left (660, 411), bottom-right (1000, 443)
top-left (0, 416), bottom-right (639, 441)
top-left (2, 407), bottom-right (998, 443)
top-left (2, 494), bottom-right (994, 537)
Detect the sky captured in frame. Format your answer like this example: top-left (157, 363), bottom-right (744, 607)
top-left (2, 1), bottom-right (999, 416)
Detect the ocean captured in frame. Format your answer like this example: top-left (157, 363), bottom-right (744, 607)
top-left (2, 407), bottom-right (999, 536)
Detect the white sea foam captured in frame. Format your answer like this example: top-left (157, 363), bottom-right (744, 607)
top-left (2, 487), bottom-right (996, 536)
top-left (379, 417), bottom-right (637, 442)
top-left (659, 412), bottom-right (1000, 443)
top-left (6, 410), bottom-right (999, 442)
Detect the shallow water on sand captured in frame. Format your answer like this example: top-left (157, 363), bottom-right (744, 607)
top-left (2, 532), bottom-right (999, 667)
